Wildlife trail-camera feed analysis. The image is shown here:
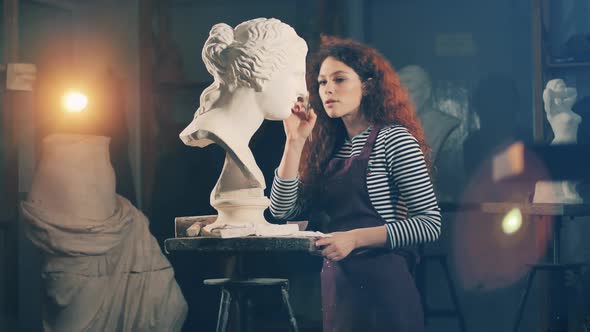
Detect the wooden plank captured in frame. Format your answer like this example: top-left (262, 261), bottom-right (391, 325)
top-left (164, 236), bottom-right (318, 254)
top-left (546, 61), bottom-right (590, 69)
top-left (174, 215), bottom-right (216, 237)
top-left (481, 202), bottom-right (590, 216)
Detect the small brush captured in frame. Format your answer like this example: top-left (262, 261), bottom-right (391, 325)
top-left (297, 95), bottom-right (312, 142)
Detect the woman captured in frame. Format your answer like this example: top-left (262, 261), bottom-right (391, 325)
top-left (270, 36), bottom-right (442, 331)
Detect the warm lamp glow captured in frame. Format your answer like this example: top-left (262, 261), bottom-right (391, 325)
top-left (502, 208), bottom-right (522, 235)
top-left (63, 91), bottom-right (88, 112)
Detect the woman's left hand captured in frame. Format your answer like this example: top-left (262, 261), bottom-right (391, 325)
top-left (316, 231), bottom-right (357, 261)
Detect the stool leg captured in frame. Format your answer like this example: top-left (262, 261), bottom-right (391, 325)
top-left (512, 268), bottom-right (538, 332)
top-left (280, 286), bottom-right (299, 332)
top-left (237, 291), bottom-right (250, 332)
top-left (416, 256), bottom-right (429, 324)
top-left (217, 288), bottom-right (232, 332)
top-left (440, 257), bottom-right (467, 332)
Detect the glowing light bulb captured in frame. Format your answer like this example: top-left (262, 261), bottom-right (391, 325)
top-left (502, 208), bottom-right (522, 235)
top-left (63, 91), bottom-right (88, 112)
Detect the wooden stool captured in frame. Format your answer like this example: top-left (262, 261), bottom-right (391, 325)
top-left (204, 278), bottom-right (299, 332)
top-left (415, 253), bottom-right (467, 332)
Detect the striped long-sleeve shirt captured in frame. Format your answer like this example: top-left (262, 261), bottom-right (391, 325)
top-left (269, 125), bottom-right (442, 249)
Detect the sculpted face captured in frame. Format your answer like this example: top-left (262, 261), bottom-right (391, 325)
top-left (256, 55), bottom-right (307, 121)
top-left (399, 66), bottom-right (431, 112)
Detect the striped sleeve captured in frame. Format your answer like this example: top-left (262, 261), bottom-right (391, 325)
top-left (383, 127), bottom-right (442, 248)
top-left (269, 169), bottom-right (304, 220)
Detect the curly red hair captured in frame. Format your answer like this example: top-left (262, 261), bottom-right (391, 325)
top-left (301, 35), bottom-right (430, 185)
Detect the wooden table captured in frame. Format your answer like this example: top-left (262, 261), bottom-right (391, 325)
top-left (164, 236), bottom-right (319, 255)
top-left (164, 231), bottom-right (321, 332)
top-left (481, 202), bottom-right (590, 265)
top-left (481, 202), bottom-right (590, 332)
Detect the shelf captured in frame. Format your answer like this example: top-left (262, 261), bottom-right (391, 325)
top-left (546, 61), bottom-right (590, 69)
top-left (481, 202), bottom-right (590, 217)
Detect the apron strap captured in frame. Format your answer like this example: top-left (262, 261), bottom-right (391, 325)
top-left (358, 125), bottom-right (383, 159)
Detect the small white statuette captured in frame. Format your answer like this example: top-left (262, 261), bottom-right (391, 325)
top-left (533, 79), bottom-right (583, 204)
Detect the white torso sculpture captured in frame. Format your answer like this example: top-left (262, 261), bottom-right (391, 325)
top-left (180, 18), bottom-right (307, 235)
top-left (399, 66), bottom-right (461, 201)
top-left (533, 79), bottom-right (583, 203)
top-left (21, 134), bottom-right (187, 332)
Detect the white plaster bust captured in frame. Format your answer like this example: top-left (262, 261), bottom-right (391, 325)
top-left (180, 18), bottom-right (308, 229)
top-left (534, 79), bottom-right (583, 203)
top-left (398, 65), bottom-right (460, 163)
top-left (22, 134), bottom-right (187, 331)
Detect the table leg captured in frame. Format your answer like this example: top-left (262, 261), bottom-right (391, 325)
top-left (281, 286), bottom-right (299, 332)
top-left (548, 216), bottom-right (568, 332)
top-left (552, 216), bottom-right (562, 265)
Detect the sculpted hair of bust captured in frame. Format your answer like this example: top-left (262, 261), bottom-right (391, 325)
top-left (181, 18), bottom-right (308, 147)
top-left (203, 18), bottom-right (306, 92)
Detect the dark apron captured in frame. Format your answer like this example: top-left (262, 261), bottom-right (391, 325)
top-left (312, 126), bottom-right (424, 332)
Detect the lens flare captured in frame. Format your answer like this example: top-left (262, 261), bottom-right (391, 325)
top-left (63, 91), bottom-right (88, 112)
top-left (502, 208), bottom-right (522, 235)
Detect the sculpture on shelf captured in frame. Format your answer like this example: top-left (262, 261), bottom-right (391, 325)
top-left (21, 134), bottom-right (187, 331)
top-left (533, 79), bottom-right (583, 203)
top-left (179, 18), bottom-right (307, 235)
top-left (399, 65), bottom-right (462, 200)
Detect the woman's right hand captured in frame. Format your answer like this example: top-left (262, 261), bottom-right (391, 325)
top-left (277, 98), bottom-right (316, 179)
top-left (283, 97), bottom-right (317, 144)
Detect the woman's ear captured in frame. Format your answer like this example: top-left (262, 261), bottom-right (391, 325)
top-left (362, 78), bottom-right (373, 96)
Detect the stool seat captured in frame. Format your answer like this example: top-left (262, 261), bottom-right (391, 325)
top-left (204, 278), bottom-right (289, 287)
top-left (525, 262), bottom-right (586, 269)
top-left (204, 277), bottom-right (298, 332)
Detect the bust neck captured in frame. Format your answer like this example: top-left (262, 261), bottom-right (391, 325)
top-left (27, 134), bottom-right (117, 220)
top-left (209, 87), bottom-right (265, 142)
top-left (180, 87), bottom-right (267, 187)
